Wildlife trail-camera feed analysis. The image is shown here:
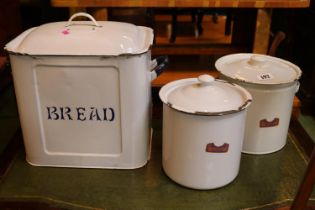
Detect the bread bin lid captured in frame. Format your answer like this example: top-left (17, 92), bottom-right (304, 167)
top-left (215, 53), bottom-right (302, 85)
top-left (5, 13), bottom-right (153, 56)
top-left (159, 75), bottom-right (252, 116)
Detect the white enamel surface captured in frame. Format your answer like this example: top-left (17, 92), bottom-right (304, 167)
top-left (221, 74), bottom-right (300, 154)
top-left (198, 74), bottom-right (215, 84)
top-left (159, 75), bottom-right (252, 114)
top-left (215, 53), bottom-right (302, 85)
top-left (162, 104), bottom-right (247, 189)
top-left (5, 15), bottom-right (153, 56)
top-left (9, 52), bottom-right (153, 168)
top-left (239, 82), bottom-right (298, 154)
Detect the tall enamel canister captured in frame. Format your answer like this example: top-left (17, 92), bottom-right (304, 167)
top-left (215, 53), bottom-right (302, 154)
top-left (159, 75), bottom-right (252, 189)
top-left (4, 13), bottom-right (168, 168)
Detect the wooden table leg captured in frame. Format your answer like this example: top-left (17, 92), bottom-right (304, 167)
top-left (231, 9), bottom-right (257, 52)
top-left (253, 8), bottom-right (272, 54)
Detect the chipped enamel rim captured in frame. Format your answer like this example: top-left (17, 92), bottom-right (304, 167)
top-left (159, 77), bottom-right (252, 116)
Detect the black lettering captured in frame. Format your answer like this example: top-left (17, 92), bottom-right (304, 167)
top-left (60, 106), bottom-right (72, 120)
top-left (107, 108), bottom-right (115, 122)
top-left (260, 74), bottom-right (270, 80)
top-left (103, 108), bottom-right (107, 121)
top-left (47, 106), bottom-right (114, 122)
top-left (47, 106), bottom-right (59, 120)
top-left (77, 107), bottom-right (86, 121)
top-left (60, 107), bottom-right (65, 120)
top-left (63, 107), bottom-right (72, 120)
top-left (89, 107), bottom-right (101, 121)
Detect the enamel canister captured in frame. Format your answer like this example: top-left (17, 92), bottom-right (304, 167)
top-left (159, 75), bottom-right (252, 189)
top-left (215, 53), bottom-right (301, 154)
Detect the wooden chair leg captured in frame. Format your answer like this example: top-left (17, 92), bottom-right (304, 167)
top-left (196, 10), bottom-right (204, 36)
top-left (225, 10), bottom-right (232, 36)
top-left (290, 148), bottom-right (315, 209)
top-left (268, 31), bottom-right (286, 56)
top-left (170, 8), bottom-right (177, 43)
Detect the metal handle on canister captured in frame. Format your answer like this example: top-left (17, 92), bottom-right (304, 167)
top-left (295, 81), bottom-right (300, 93)
top-left (66, 12), bottom-right (101, 27)
top-left (150, 56), bottom-right (169, 81)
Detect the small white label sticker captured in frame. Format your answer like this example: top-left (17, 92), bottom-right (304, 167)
top-left (258, 73), bottom-right (274, 81)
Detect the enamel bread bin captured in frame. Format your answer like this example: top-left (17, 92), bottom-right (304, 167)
top-left (5, 13), bottom-right (168, 168)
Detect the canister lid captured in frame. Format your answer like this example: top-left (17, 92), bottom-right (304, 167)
top-left (159, 75), bottom-right (252, 116)
top-left (215, 53), bottom-right (302, 85)
top-left (5, 13), bottom-right (153, 56)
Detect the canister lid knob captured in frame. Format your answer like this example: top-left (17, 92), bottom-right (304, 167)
top-left (248, 55), bottom-right (267, 66)
top-left (198, 74), bottom-right (215, 86)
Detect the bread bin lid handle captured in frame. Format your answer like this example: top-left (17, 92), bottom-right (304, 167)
top-left (66, 12), bottom-right (101, 27)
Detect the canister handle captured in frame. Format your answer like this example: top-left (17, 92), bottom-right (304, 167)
top-left (66, 12), bottom-right (101, 27)
top-left (295, 81), bottom-right (300, 93)
top-left (150, 56), bottom-right (169, 81)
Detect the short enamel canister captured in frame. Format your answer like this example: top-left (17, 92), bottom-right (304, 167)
top-left (215, 53), bottom-right (301, 154)
top-left (4, 13), bottom-right (168, 168)
top-left (159, 75), bottom-right (252, 189)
